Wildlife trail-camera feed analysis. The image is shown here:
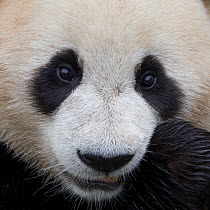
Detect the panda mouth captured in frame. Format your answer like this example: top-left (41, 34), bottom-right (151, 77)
top-left (64, 172), bottom-right (121, 191)
top-left (74, 176), bottom-right (121, 191)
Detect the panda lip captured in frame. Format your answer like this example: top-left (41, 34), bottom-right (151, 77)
top-left (63, 172), bottom-right (122, 191)
top-left (75, 176), bottom-right (121, 191)
top-left (66, 174), bottom-right (121, 191)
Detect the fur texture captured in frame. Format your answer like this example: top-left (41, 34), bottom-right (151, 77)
top-left (0, 0), bottom-right (210, 204)
top-left (1, 120), bottom-right (210, 210)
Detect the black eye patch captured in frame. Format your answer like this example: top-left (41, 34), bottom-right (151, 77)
top-left (29, 49), bottom-right (83, 115)
top-left (135, 55), bottom-right (183, 120)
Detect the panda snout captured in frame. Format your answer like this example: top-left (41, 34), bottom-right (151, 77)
top-left (78, 150), bottom-right (134, 173)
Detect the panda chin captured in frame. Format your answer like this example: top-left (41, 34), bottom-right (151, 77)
top-left (63, 172), bottom-right (123, 201)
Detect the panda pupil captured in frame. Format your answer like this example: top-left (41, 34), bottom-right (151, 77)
top-left (141, 74), bottom-right (156, 88)
top-left (58, 67), bottom-right (73, 81)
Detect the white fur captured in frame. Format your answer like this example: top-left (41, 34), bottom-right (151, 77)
top-left (0, 0), bottom-right (210, 202)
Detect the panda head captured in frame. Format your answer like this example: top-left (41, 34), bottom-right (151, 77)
top-left (0, 0), bottom-right (210, 202)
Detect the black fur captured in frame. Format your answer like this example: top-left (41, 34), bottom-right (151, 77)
top-left (30, 49), bottom-right (83, 115)
top-left (0, 120), bottom-right (210, 210)
top-left (135, 56), bottom-right (183, 120)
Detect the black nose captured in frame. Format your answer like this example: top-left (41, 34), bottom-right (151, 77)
top-left (78, 151), bottom-right (134, 173)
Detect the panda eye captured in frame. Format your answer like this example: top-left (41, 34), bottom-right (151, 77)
top-left (140, 73), bottom-right (157, 89)
top-left (134, 55), bottom-right (182, 120)
top-left (57, 64), bottom-right (75, 82)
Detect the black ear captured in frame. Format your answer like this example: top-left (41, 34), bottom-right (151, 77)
top-left (130, 120), bottom-right (210, 210)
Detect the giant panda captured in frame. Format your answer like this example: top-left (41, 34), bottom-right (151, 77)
top-left (0, 0), bottom-right (210, 209)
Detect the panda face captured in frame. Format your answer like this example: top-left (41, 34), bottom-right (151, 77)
top-left (30, 50), bottom-right (160, 201)
top-left (0, 0), bottom-right (210, 202)
top-left (29, 49), bottom-right (182, 200)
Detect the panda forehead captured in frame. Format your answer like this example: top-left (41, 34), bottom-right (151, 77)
top-left (7, 0), bottom-right (207, 71)
top-left (9, 1), bottom-right (172, 45)
top-left (2, 0), bottom-right (206, 71)
top-left (30, 1), bottom-right (154, 57)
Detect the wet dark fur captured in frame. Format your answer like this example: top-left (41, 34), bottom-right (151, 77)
top-left (0, 120), bottom-right (210, 210)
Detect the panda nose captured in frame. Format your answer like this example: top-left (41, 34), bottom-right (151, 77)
top-left (78, 151), bottom-right (134, 173)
